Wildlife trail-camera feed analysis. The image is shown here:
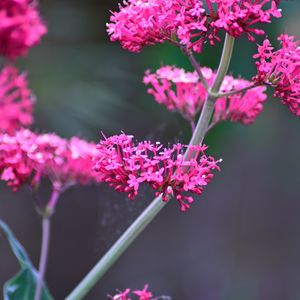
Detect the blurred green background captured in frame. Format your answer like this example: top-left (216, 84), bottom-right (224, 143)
top-left (1, 1), bottom-right (300, 299)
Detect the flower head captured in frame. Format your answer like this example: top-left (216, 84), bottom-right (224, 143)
top-left (210, 0), bottom-right (282, 42)
top-left (0, 0), bottom-right (47, 58)
top-left (0, 65), bottom-right (34, 133)
top-left (254, 34), bottom-right (300, 116)
top-left (144, 66), bottom-right (267, 126)
top-left (107, 0), bottom-right (281, 53)
top-left (0, 129), bottom-right (98, 191)
top-left (94, 133), bottom-right (221, 211)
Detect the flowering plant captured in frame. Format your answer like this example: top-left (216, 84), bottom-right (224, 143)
top-left (0, 0), bottom-right (299, 299)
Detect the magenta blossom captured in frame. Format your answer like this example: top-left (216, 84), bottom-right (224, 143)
top-left (107, 0), bottom-right (281, 53)
top-left (209, 0), bottom-right (281, 42)
top-left (94, 133), bottom-right (221, 211)
top-left (254, 34), bottom-right (300, 116)
top-left (0, 129), bottom-right (98, 191)
top-left (110, 285), bottom-right (159, 300)
top-left (0, 65), bottom-right (34, 133)
top-left (144, 66), bottom-right (267, 127)
top-left (0, 0), bottom-right (47, 58)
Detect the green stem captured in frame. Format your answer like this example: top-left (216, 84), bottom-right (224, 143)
top-left (34, 217), bottom-right (51, 300)
top-left (66, 34), bottom-right (235, 300)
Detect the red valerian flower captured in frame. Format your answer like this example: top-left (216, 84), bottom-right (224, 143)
top-left (0, 129), bottom-right (98, 191)
top-left (133, 285), bottom-right (153, 300)
top-left (94, 133), bottom-right (221, 211)
top-left (209, 0), bottom-right (281, 42)
top-left (109, 285), bottom-right (167, 300)
top-left (254, 34), bottom-right (300, 116)
top-left (0, 65), bottom-right (34, 133)
top-left (144, 66), bottom-right (267, 127)
top-left (107, 0), bottom-right (209, 53)
top-left (107, 0), bottom-right (281, 53)
top-left (0, 0), bottom-right (47, 58)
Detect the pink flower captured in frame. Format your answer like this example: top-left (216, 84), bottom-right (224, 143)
top-left (210, 0), bottom-right (281, 42)
top-left (133, 285), bottom-right (153, 300)
top-left (0, 129), bottom-right (98, 191)
top-left (0, 65), bottom-right (34, 134)
top-left (109, 285), bottom-right (164, 300)
top-left (107, 0), bottom-right (210, 53)
top-left (94, 133), bottom-right (221, 211)
top-left (111, 288), bottom-right (131, 300)
top-left (107, 0), bottom-right (281, 53)
top-left (144, 66), bottom-right (267, 127)
top-left (0, 129), bottom-right (36, 190)
top-left (0, 0), bottom-right (47, 58)
top-left (254, 34), bottom-right (300, 116)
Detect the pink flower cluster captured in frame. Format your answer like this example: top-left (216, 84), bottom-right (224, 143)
top-left (0, 0), bottom-right (47, 59)
top-left (94, 133), bottom-right (221, 211)
top-left (144, 66), bottom-right (267, 127)
top-left (254, 34), bottom-right (300, 116)
top-left (0, 65), bottom-right (34, 134)
top-left (110, 285), bottom-right (154, 300)
top-left (210, 0), bottom-right (281, 42)
top-left (0, 129), bottom-right (98, 191)
top-left (107, 0), bottom-right (281, 53)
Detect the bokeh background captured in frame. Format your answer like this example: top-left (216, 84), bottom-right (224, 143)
top-left (1, 1), bottom-right (300, 299)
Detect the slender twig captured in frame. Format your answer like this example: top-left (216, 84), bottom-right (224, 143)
top-left (167, 38), bottom-right (209, 91)
top-left (34, 187), bottom-right (61, 300)
top-left (211, 84), bottom-right (259, 98)
top-left (186, 51), bottom-right (209, 90)
top-left (34, 217), bottom-right (51, 300)
top-left (66, 34), bottom-right (235, 300)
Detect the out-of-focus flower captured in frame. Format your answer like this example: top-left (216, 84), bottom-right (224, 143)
top-left (0, 0), bottom-right (47, 58)
top-left (94, 133), bottom-right (221, 211)
top-left (254, 34), bottom-right (300, 116)
top-left (0, 129), bottom-right (98, 191)
top-left (107, 0), bottom-right (281, 53)
top-left (0, 65), bottom-right (34, 133)
top-left (144, 66), bottom-right (267, 127)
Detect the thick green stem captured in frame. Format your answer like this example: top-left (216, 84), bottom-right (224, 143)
top-left (66, 34), bottom-right (235, 300)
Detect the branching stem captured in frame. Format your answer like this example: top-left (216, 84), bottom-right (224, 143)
top-left (66, 34), bottom-right (235, 300)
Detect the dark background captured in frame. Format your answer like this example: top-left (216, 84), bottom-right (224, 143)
top-left (1, 1), bottom-right (300, 299)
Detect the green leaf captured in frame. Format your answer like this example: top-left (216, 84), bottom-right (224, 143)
top-left (0, 219), bottom-right (53, 300)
